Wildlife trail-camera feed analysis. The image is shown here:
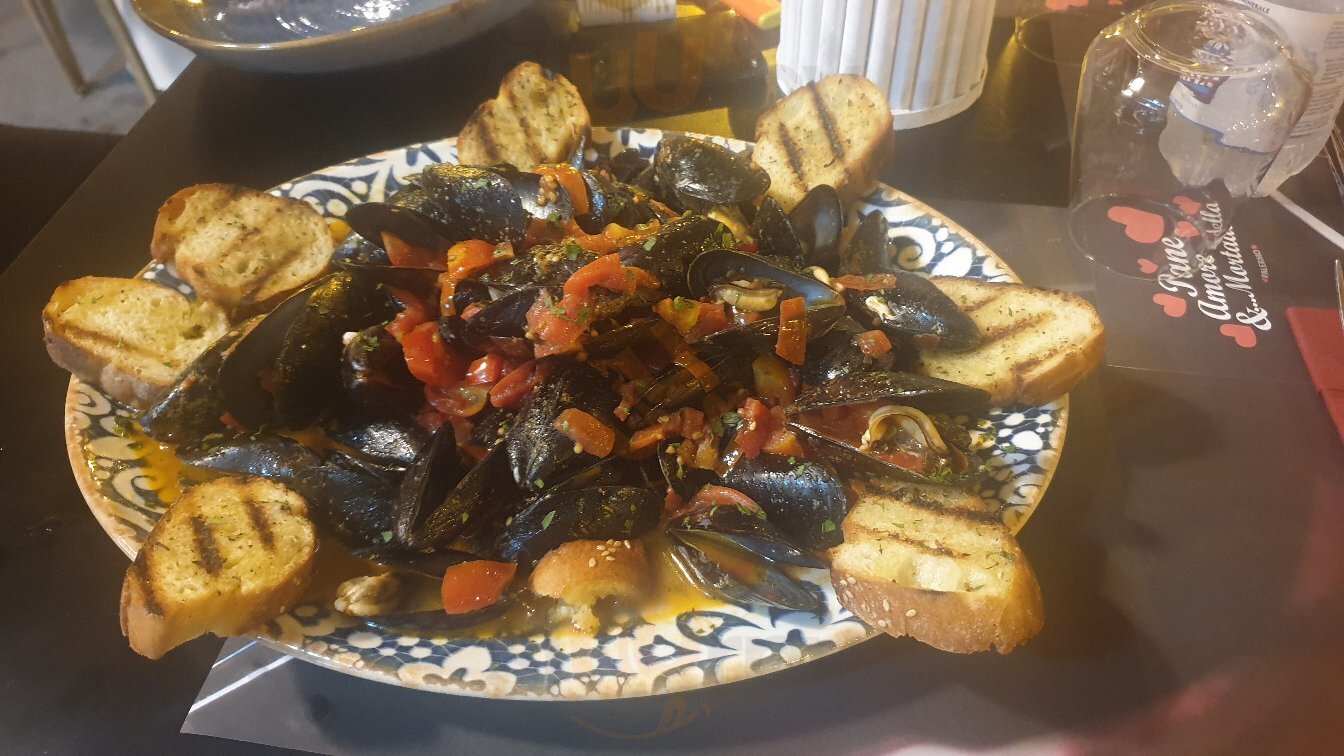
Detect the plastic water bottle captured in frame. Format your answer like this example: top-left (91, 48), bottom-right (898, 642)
top-left (1232, 0), bottom-right (1344, 191)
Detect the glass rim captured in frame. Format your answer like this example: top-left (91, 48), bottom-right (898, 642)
top-left (1119, 0), bottom-right (1299, 77)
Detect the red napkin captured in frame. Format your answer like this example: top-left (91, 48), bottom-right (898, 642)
top-left (1286, 306), bottom-right (1344, 444)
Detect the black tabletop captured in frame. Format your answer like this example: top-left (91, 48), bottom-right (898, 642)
top-left (5, 13), bottom-right (1344, 755)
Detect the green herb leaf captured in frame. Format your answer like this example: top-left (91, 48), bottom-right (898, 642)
top-left (540, 510), bottom-right (556, 530)
top-left (821, 519), bottom-right (836, 534)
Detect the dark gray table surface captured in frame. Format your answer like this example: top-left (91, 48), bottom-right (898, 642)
top-left (4, 14), bottom-right (1344, 755)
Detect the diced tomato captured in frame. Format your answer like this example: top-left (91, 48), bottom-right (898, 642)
top-left (856, 329), bottom-right (893, 358)
top-left (554, 408), bottom-right (617, 457)
top-left (832, 274), bottom-right (900, 291)
top-left (437, 272), bottom-right (457, 317)
top-left (383, 233), bottom-right (444, 269)
top-left (488, 360), bottom-right (539, 408)
top-left (615, 378), bottom-right (644, 421)
top-left (526, 218), bottom-right (564, 247)
top-left (735, 397), bottom-right (771, 460)
top-left (425, 382), bottom-right (491, 417)
top-left (664, 487), bottom-right (685, 515)
top-left (447, 239), bottom-right (509, 283)
top-left (752, 353), bottom-right (798, 406)
top-left (466, 354), bottom-right (508, 385)
top-left (525, 293), bottom-right (584, 358)
top-left (629, 422), bottom-right (676, 453)
top-left (537, 164), bottom-right (590, 217)
top-left (460, 302), bottom-right (486, 321)
top-left (401, 321), bottom-right (465, 387)
top-left (736, 239), bottom-right (758, 254)
top-left (654, 297), bottom-right (700, 335)
top-left (440, 560), bottom-right (517, 614)
top-left (386, 288), bottom-right (431, 341)
top-left (678, 407), bottom-right (706, 440)
top-left (414, 406), bottom-right (447, 433)
top-left (775, 296), bottom-right (807, 365)
top-left (567, 220), bottom-right (660, 255)
top-left (562, 254), bottom-right (658, 318)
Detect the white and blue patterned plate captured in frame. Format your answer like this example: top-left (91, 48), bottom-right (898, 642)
top-left (65, 127), bottom-right (1066, 699)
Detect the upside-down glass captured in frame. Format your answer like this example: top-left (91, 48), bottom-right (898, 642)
top-left (1068, 1), bottom-right (1310, 276)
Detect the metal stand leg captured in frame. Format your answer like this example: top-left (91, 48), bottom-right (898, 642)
top-left (20, 0), bottom-right (89, 96)
top-left (94, 0), bottom-right (157, 105)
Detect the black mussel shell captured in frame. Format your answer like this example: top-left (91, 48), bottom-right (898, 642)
top-left (451, 279), bottom-right (494, 314)
top-left (576, 171), bottom-right (657, 234)
top-left (795, 316), bottom-right (895, 386)
top-left (687, 249), bottom-right (840, 308)
top-left (328, 417), bottom-right (429, 473)
top-left (666, 539), bottom-right (822, 613)
top-left (272, 271), bottom-right (394, 428)
top-left (505, 361), bottom-right (620, 490)
top-left (584, 316), bottom-right (664, 359)
top-left (751, 196), bottom-right (804, 268)
top-left (791, 185), bottom-right (844, 272)
top-left (790, 370), bottom-right (990, 415)
top-left (180, 434), bottom-right (397, 547)
top-left (469, 404), bottom-right (515, 449)
top-left (845, 273), bottom-right (980, 351)
top-left (350, 545), bottom-right (478, 580)
top-left (787, 420), bottom-right (986, 489)
top-left (631, 344), bottom-right (753, 423)
top-left (668, 499), bottom-right (824, 569)
top-left (339, 325), bottom-right (422, 419)
top-left (618, 215), bottom-right (729, 298)
top-left (345, 186), bottom-right (459, 253)
top-left (418, 163), bottom-right (527, 246)
top-left (652, 136), bottom-right (770, 212)
top-left (139, 322), bottom-right (251, 443)
top-left (496, 486), bottom-right (660, 565)
top-left (603, 147), bottom-right (651, 184)
top-left (406, 443), bottom-right (522, 551)
top-left (700, 302), bottom-right (846, 355)
top-left (462, 286), bottom-right (551, 360)
top-left (492, 165), bottom-right (575, 226)
top-left (331, 234), bottom-right (388, 267)
top-left (395, 426), bottom-right (471, 544)
top-left (721, 454), bottom-right (848, 550)
top-left (838, 210), bottom-right (892, 275)
top-left (658, 439), bottom-right (720, 501)
top-left (217, 284), bottom-right (318, 429)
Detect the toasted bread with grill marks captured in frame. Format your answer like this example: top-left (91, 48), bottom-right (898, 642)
top-left (829, 479), bottom-right (1044, 654)
top-left (916, 277), bottom-right (1105, 406)
top-left (150, 184), bottom-right (333, 319)
top-left (120, 476), bottom-right (316, 659)
top-left (753, 75), bottom-right (895, 211)
top-left (42, 276), bottom-right (230, 409)
top-left (456, 62), bottom-right (590, 171)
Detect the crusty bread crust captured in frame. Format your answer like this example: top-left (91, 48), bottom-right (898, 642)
top-left (829, 480), bottom-right (1044, 654)
top-left (916, 277), bottom-right (1105, 406)
top-left (753, 74), bottom-right (895, 211)
top-left (42, 277), bottom-right (229, 409)
top-left (151, 184), bottom-right (332, 318)
top-left (120, 476), bottom-right (315, 659)
top-left (457, 62), bottom-right (591, 171)
top-left (528, 538), bottom-right (648, 606)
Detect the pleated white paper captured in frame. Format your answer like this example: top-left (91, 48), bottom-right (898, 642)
top-left (777, 0), bottom-right (996, 128)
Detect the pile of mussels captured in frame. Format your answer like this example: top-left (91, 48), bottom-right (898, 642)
top-left (135, 135), bottom-right (992, 630)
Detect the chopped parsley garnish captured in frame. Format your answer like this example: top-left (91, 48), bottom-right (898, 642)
top-left (540, 510), bottom-right (556, 530)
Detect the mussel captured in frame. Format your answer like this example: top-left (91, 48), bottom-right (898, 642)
top-left (327, 417), bottom-right (429, 472)
top-left (491, 164), bottom-right (576, 227)
top-left (750, 196), bottom-right (804, 268)
top-left (575, 170), bottom-right (658, 234)
top-left (721, 454), bottom-right (849, 550)
top-left (618, 215), bottom-right (730, 298)
top-left (504, 361), bottom-right (620, 490)
top-left (417, 163), bottom-right (528, 246)
top-left (837, 210), bottom-right (894, 275)
top-left (139, 322), bottom-right (251, 443)
top-left (652, 136), bottom-right (770, 212)
top-left (462, 286), bottom-right (552, 359)
top-left (344, 185), bottom-right (459, 254)
top-left (337, 324), bottom-right (422, 419)
top-left (791, 370), bottom-right (989, 415)
top-left (397, 440), bottom-right (520, 551)
top-left (496, 485), bottom-right (660, 565)
top-left (845, 273), bottom-right (980, 351)
top-left (795, 316), bottom-right (896, 387)
top-left (687, 250), bottom-right (845, 351)
top-left (790, 185), bottom-right (844, 272)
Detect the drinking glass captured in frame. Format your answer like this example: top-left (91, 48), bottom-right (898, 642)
top-left (1016, 0), bottom-right (1138, 66)
top-left (1068, 0), bottom-right (1310, 276)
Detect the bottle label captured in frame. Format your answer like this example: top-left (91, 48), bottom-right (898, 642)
top-left (1237, 1), bottom-right (1344, 139)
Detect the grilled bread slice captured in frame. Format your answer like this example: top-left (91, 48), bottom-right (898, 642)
top-left (120, 476), bottom-right (316, 659)
top-left (43, 276), bottom-right (229, 409)
top-left (456, 62), bottom-right (590, 171)
top-left (529, 539), bottom-right (648, 633)
top-left (150, 184), bottom-right (333, 319)
top-left (916, 277), bottom-right (1105, 406)
top-left (753, 74), bottom-right (895, 211)
top-left (829, 480), bottom-right (1044, 654)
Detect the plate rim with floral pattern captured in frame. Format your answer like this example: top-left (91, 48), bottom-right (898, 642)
top-left (64, 126), bottom-right (1067, 700)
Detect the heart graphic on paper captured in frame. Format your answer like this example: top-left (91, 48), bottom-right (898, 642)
top-left (1174, 221), bottom-right (1199, 238)
top-left (1107, 206), bottom-right (1164, 244)
top-left (1153, 292), bottom-right (1187, 317)
top-left (1220, 323), bottom-right (1257, 348)
top-left (1173, 195), bottom-right (1202, 215)
top-left (1137, 258), bottom-right (1159, 274)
